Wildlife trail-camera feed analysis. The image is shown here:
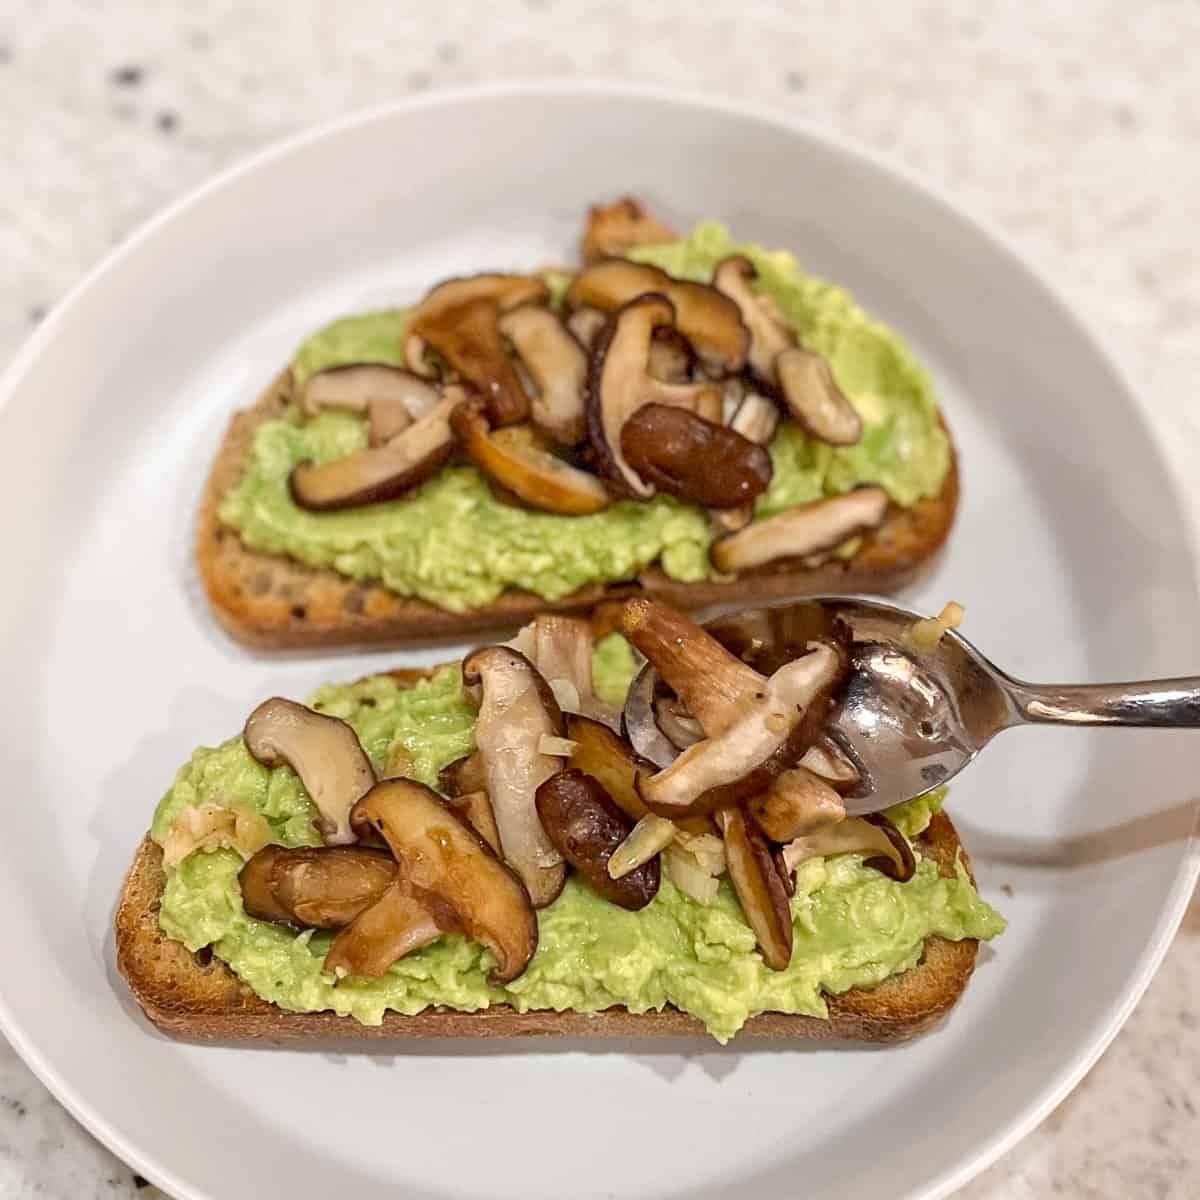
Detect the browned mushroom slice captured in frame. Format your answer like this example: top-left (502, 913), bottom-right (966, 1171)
top-left (566, 713), bottom-right (652, 824)
top-left (349, 778), bottom-right (538, 983)
top-left (408, 274), bottom-right (549, 426)
top-left (616, 600), bottom-right (850, 817)
top-left (581, 196), bottom-right (677, 263)
top-left (648, 327), bottom-right (696, 384)
top-left (712, 256), bottom-right (795, 384)
top-left (403, 332), bottom-right (439, 379)
top-left (444, 790), bottom-right (502, 856)
top-left (438, 752), bottom-right (487, 798)
top-left (619, 403), bottom-right (773, 508)
top-left (498, 305), bottom-right (588, 446)
top-left (243, 698), bottom-right (376, 845)
top-left (587, 294), bottom-right (726, 498)
top-left (711, 486), bottom-right (889, 573)
top-left (289, 387), bottom-right (461, 511)
top-left (717, 808), bottom-right (793, 970)
top-left (616, 597), bottom-right (766, 737)
top-left (462, 646), bottom-right (568, 908)
top-left (712, 391), bottom-right (784, 533)
top-left (637, 641), bottom-right (848, 816)
top-left (566, 305), bottom-right (609, 353)
top-left (536, 769), bottom-right (660, 910)
top-left (450, 399), bottom-right (610, 515)
top-left (322, 882), bottom-right (448, 979)
top-left (239, 844), bottom-right (398, 928)
top-left (746, 767), bottom-right (847, 842)
top-left (568, 260), bottom-right (749, 373)
top-left (775, 347), bottom-right (863, 446)
top-left (781, 812), bottom-right (915, 882)
top-left (299, 365), bottom-right (443, 447)
top-left (510, 616), bottom-right (618, 725)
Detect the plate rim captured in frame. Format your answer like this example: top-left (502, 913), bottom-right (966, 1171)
top-left (1, 79), bottom-right (1197, 1200)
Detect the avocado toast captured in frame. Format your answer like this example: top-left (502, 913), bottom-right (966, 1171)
top-left (116, 604), bottom-right (1004, 1044)
top-left (199, 202), bottom-right (959, 648)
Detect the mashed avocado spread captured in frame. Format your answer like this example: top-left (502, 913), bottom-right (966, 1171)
top-left (153, 643), bottom-right (1004, 1043)
top-left (218, 224), bottom-right (951, 612)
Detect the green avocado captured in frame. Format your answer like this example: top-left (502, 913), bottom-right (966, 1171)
top-left (153, 650), bottom-right (1004, 1043)
top-left (218, 224), bottom-right (950, 612)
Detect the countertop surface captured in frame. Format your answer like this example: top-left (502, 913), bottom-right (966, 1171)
top-left (1, 1), bottom-right (1196, 1195)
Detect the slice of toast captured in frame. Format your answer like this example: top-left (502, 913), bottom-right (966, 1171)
top-left (116, 661), bottom-right (979, 1045)
top-left (197, 373), bottom-right (959, 648)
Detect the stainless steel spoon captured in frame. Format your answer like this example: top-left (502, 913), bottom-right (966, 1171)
top-left (622, 595), bottom-right (1200, 816)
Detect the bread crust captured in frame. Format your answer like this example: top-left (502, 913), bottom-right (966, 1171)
top-left (117, 660), bottom-right (978, 1048)
top-left (196, 373), bottom-right (959, 648)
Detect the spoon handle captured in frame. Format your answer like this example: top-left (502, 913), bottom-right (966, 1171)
top-left (1003, 677), bottom-right (1200, 728)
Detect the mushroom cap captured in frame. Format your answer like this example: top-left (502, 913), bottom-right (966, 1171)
top-left (718, 807), bottom-right (794, 970)
top-left (711, 486), bottom-right (890, 574)
top-left (289, 388), bottom-right (461, 511)
top-left (775, 347), bottom-right (863, 446)
top-left (450, 398), bottom-right (611, 515)
top-left (349, 778), bottom-right (538, 984)
top-left (239, 844), bottom-right (398, 929)
top-left (566, 258), bottom-right (749, 373)
top-left (409, 273), bottom-right (549, 426)
top-left (242, 697), bottom-right (377, 846)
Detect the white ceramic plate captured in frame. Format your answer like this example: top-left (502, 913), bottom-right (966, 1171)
top-left (1, 84), bottom-right (1196, 1200)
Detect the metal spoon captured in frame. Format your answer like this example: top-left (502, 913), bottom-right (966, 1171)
top-left (622, 595), bottom-right (1200, 816)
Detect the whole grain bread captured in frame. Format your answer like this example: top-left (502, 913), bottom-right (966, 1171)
top-left (115, 662), bottom-right (979, 1045)
top-left (196, 373), bottom-right (959, 648)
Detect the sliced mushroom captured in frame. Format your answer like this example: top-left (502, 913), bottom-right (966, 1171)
top-left (536, 769), bottom-right (659, 910)
top-left (730, 390), bottom-right (781, 443)
top-left (444, 790), bottom-right (502, 856)
top-left (799, 736), bottom-right (862, 790)
top-left (717, 808), bottom-right (793, 970)
top-left (648, 327), bottom-right (696, 384)
top-left (566, 713), bottom-right (653, 824)
top-left (637, 642), bottom-right (847, 816)
top-left (581, 196), bottom-right (677, 263)
top-left (712, 256), bottom-right (794, 384)
top-left (712, 391), bottom-right (784, 533)
top-left (323, 882), bottom-right (448, 979)
top-left (462, 646), bottom-right (568, 908)
top-left (289, 387), bottom-right (462, 511)
top-left (711, 486), bottom-right (890, 573)
top-left (620, 403), bottom-right (773, 508)
top-left (449, 399), bottom-right (610, 515)
top-left (498, 305), bottom-right (588, 445)
top-left (239, 844), bottom-right (398, 928)
top-left (439, 752), bottom-right (487, 798)
top-left (654, 695), bottom-right (704, 751)
top-left (616, 599), bottom-right (849, 817)
top-left (567, 260), bottom-right (749, 373)
top-left (618, 598), bottom-right (767, 738)
top-left (775, 347), bottom-right (863, 446)
top-left (408, 274), bottom-right (549, 426)
top-left (747, 766), bottom-right (847, 842)
top-left (243, 698), bottom-right (376, 846)
top-left (566, 305), bottom-right (609, 353)
top-left (781, 812), bottom-right (915, 882)
top-left (349, 778), bottom-right (538, 983)
top-left (511, 615), bottom-right (619, 726)
top-left (587, 294), bottom-right (727, 498)
top-left (299, 365), bottom-right (443, 446)
top-left (403, 332), bottom-right (439, 379)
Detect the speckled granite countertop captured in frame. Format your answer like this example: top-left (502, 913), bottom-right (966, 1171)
top-left (1, 1), bottom-right (1197, 1195)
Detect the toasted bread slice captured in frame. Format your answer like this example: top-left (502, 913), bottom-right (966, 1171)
top-left (197, 374), bottom-right (958, 648)
top-left (116, 661), bottom-right (979, 1045)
